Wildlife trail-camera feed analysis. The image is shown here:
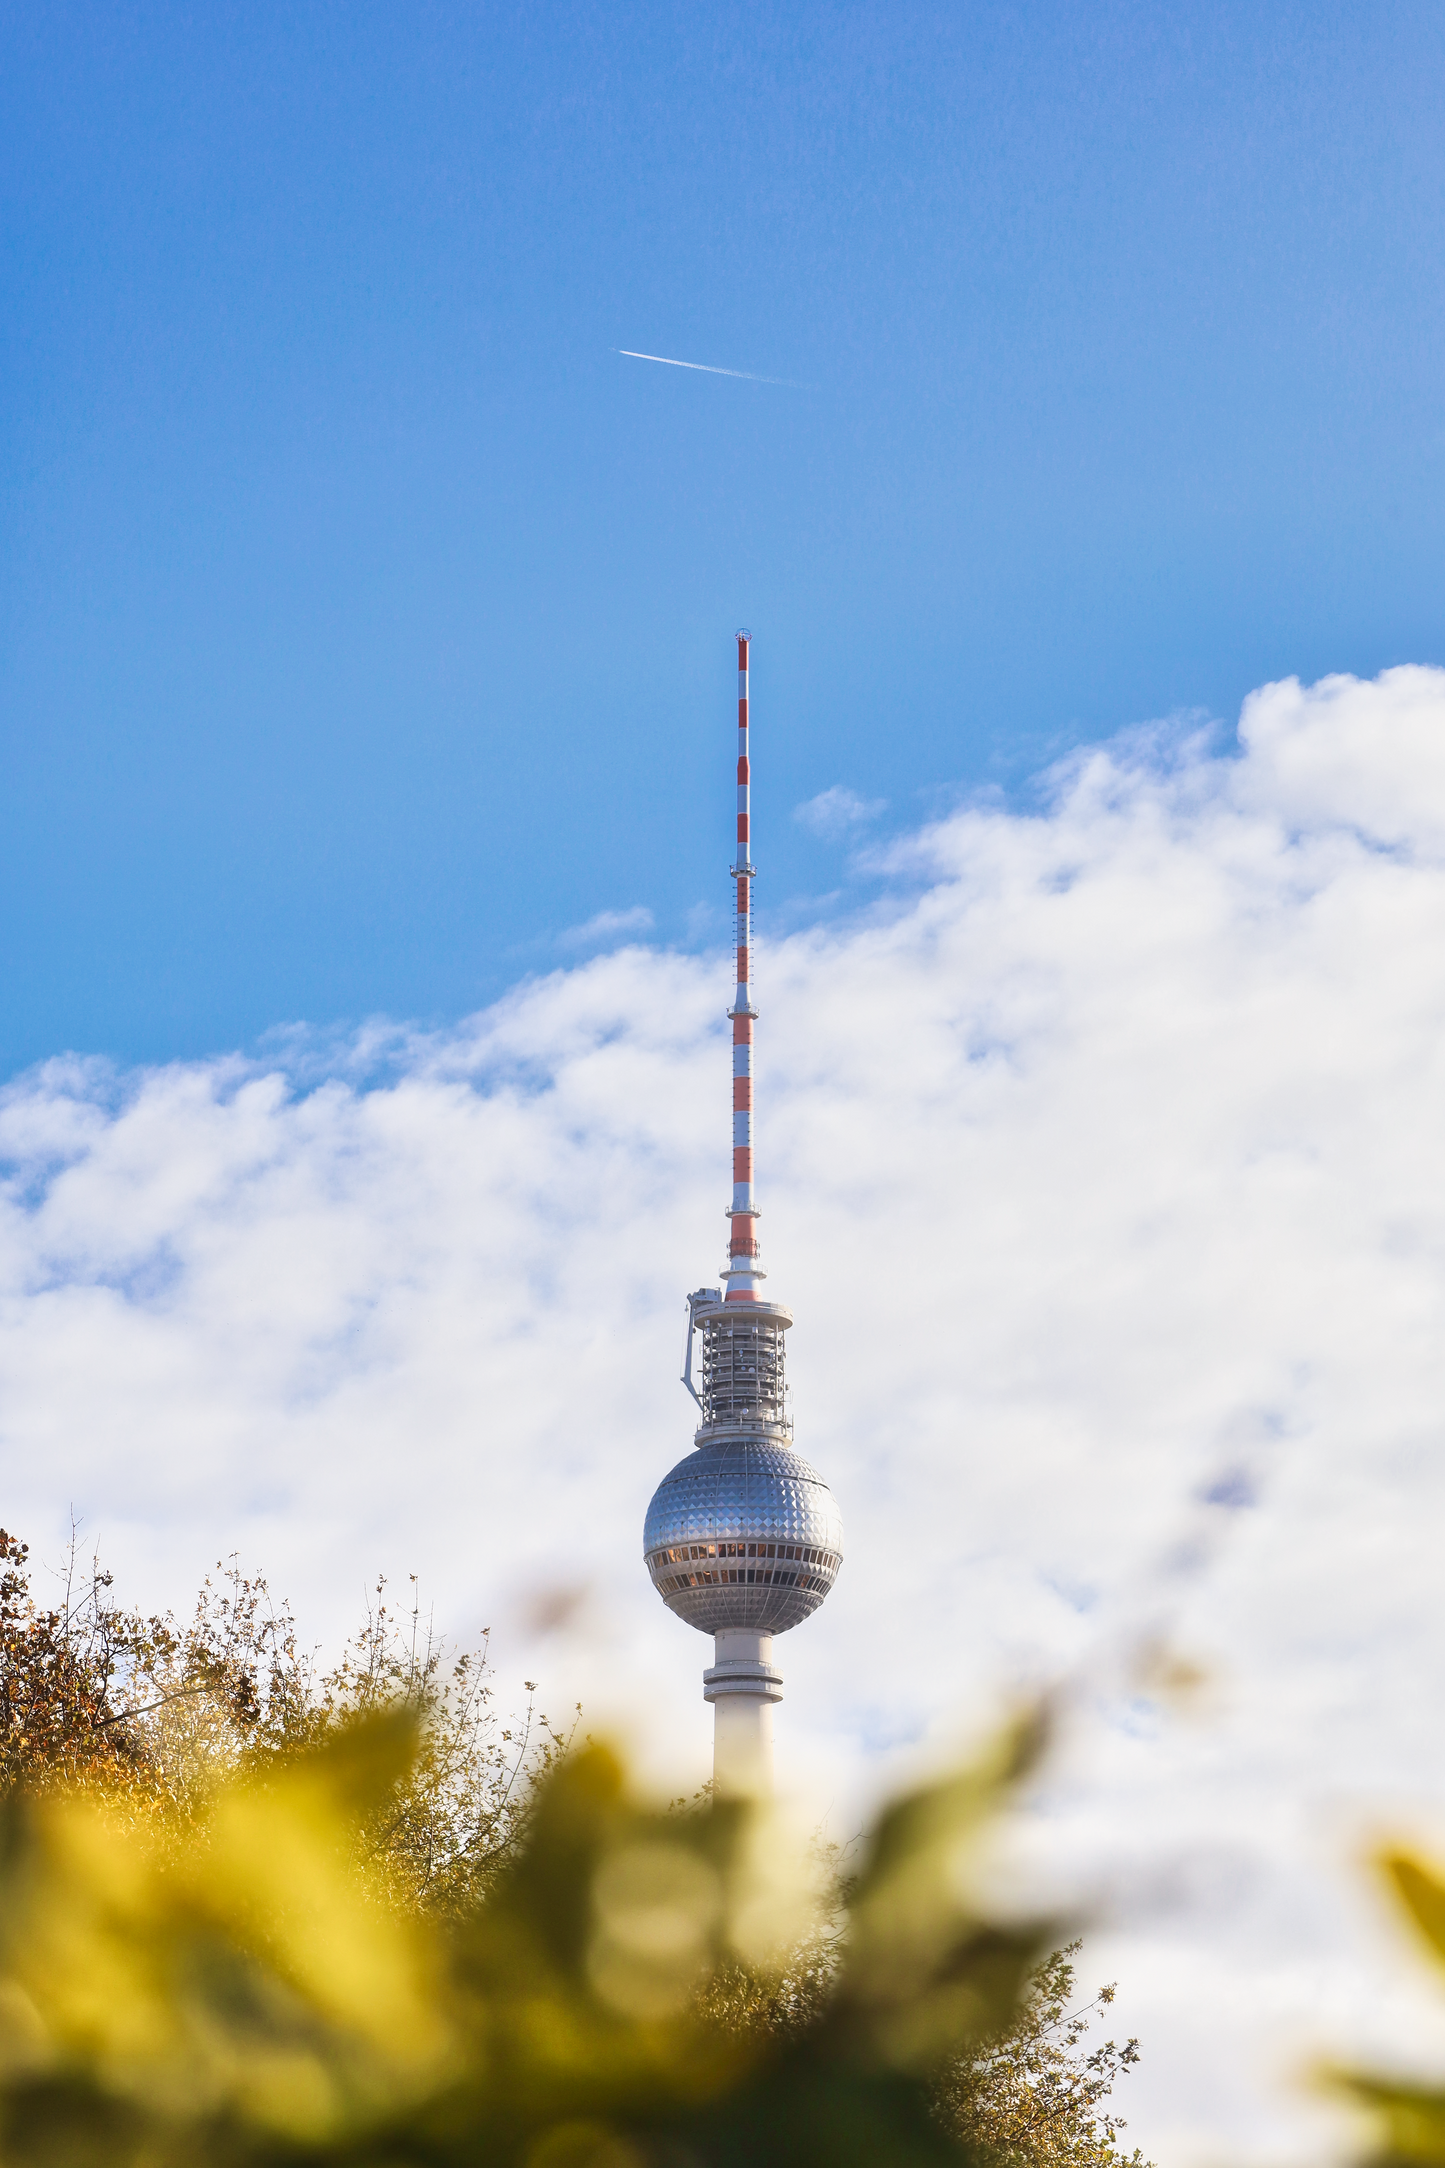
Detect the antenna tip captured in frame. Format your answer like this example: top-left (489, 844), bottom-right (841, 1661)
top-left (736, 627), bottom-right (751, 642)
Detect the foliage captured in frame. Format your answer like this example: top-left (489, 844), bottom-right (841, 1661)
top-left (0, 1529), bottom-right (1150, 2166)
top-left (0, 1709), bottom-right (1058, 2168)
top-left (0, 1526), bottom-right (567, 1906)
top-left (0, 1526), bottom-right (175, 1797)
top-left (934, 1945), bottom-right (1146, 2168)
top-left (696, 1838), bottom-right (1145, 2166)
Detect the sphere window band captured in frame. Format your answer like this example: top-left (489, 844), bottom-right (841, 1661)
top-left (647, 1540), bottom-right (840, 1593)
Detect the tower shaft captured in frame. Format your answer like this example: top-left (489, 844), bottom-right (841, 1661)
top-left (727, 632), bottom-right (763, 1304)
top-left (706, 1628), bottom-right (782, 1794)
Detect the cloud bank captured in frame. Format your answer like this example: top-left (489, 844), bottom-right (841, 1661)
top-left (7, 667), bottom-right (1445, 2162)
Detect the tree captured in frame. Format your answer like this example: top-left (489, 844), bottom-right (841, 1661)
top-left (0, 1525), bottom-right (176, 1796)
top-left (933, 1944), bottom-right (1147, 2168)
top-left (0, 1525), bottom-right (570, 1903)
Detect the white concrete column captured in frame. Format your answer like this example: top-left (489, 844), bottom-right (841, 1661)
top-left (703, 1629), bottom-right (783, 1797)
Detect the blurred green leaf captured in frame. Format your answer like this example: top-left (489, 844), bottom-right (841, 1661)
top-left (1327, 1849), bottom-right (1445, 2168)
top-left (830, 1714), bottom-right (1054, 2072)
top-left (1335, 2079), bottom-right (1445, 2166)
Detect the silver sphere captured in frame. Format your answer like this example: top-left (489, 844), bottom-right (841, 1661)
top-left (643, 1435), bottom-right (844, 1636)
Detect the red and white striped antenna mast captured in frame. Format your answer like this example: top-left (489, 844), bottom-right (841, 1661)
top-left (726, 629), bottom-right (764, 1303)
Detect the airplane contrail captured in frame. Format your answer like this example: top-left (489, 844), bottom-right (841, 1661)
top-left (616, 349), bottom-right (807, 389)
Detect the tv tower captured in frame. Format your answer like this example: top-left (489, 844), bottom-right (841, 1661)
top-left (643, 633), bottom-right (844, 1796)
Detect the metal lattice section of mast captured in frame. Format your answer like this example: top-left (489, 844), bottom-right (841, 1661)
top-left (697, 1305), bottom-right (791, 1435)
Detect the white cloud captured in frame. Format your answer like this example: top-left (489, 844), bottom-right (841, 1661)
top-left (556, 904), bottom-right (654, 948)
top-left (793, 783), bottom-right (887, 838)
top-left (9, 667), bottom-right (1445, 2161)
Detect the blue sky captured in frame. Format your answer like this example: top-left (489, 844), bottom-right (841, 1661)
top-left (4, 0), bottom-right (1445, 1070)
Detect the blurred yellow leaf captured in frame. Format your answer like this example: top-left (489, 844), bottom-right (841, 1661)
top-left (1386, 1852), bottom-right (1445, 1970)
top-left (0, 1712), bottom-right (1074, 2164)
top-left (0, 1716), bottom-right (451, 2143)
